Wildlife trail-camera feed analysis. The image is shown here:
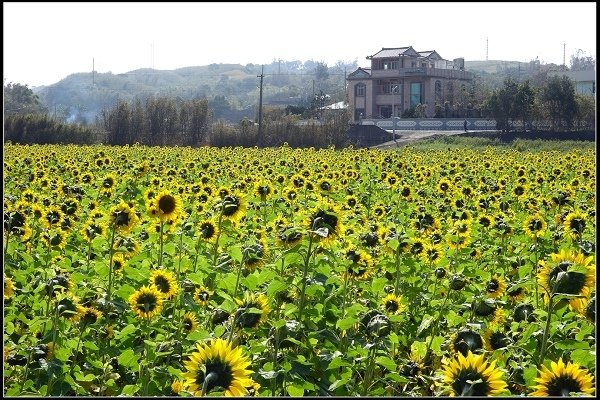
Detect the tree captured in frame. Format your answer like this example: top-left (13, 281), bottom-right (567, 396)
top-left (484, 78), bottom-right (519, 132)
top-left (514, 80), bottom-right (536, 129)
top-left (314, 61), bottom-right (329, 82)
top-left (4, 82), bottom-right (47, 115)
top-left (570, 49), bottom-right (595, 71)
top-left (541, 75), bottom-right (577, 131)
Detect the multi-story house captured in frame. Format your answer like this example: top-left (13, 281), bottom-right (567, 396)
top-left (347, 46), bottom-right (474, 121)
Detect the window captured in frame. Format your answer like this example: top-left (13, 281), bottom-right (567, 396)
top-left (410, 82), bottom-right (422, 107)
top-left (380, 105), bottom-right (392, 118)
top-left (355, 84), bottom-right (366, 97)
top-left (354, 108), bottom-right (365, 120)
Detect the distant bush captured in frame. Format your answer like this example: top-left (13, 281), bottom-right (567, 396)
top-left (4, 113), bottom-right (102, 145)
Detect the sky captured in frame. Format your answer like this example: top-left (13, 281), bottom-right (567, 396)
top-left (3, 2), bottom-right (596, 87)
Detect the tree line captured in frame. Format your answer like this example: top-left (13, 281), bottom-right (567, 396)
top-left (484, 75), bottom-right (595, 132)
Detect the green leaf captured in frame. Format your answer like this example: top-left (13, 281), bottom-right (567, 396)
top-left (115, 324), bottom-right (137, 340)
top-left (83, 341), bottom-right (99, 351)
top-left (230, 246), bottom-right (243, 263)
top-left (411, 341), bottom-right (427, 360)
top-left (336, 317), bottom-right (357, 331)
top-left (375, 356), bottom-right (396, 371)
top-left (287, 384), bottom-right (304, 397)
top-left (327, 357), bottom-right (351, 370)
top-left (371, 277), bottom-right (387, 294)
top-left (430, 335), bottom-right (445, 356)
top-left (384, 372), bottom-right (409, 383)
top-left (118, 348), bottom-right (139, 369)
top-left (523, 365), bottom-right (538, 387)
top-left (243, 273), bottom-right (259, 290)
top-left (553, 339), bottom-right (589, 350)
top-left (569, 349), bottom-right (596, 369)
top-left (121, 384), bottom-right (140, 395)
top-left (416, 314), bottom-right (434, 336)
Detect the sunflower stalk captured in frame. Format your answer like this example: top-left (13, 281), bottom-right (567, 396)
top-left (425, 287), bottom-right (452, 360)
top-left (297, 218), bottom-right (318, 327)
top-left (200, 371), bottom-right (219, 397)
top-left (537, 284), bottom-right (558, 367)
top-left (227, 251), bottom-right (247, 343)
top-left (158, 220), bottom-right (164, 267)
top-left (532, 237), bottom-right (540, 308)
top-left (105, 223), bottom-right (117, 311)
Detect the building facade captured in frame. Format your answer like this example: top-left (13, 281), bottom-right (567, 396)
top-left (347, 46), bottom-right (474, 121)
top-left (548, 69), bottom-right (596, 96)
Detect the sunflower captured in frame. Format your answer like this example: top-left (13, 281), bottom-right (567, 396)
top-left (305, 202), bottom-right (344, 246)
top-left (276, 225), bottom-right (303, 248)
top-left (421, 241), bottom-right (444, 265)
top-left (56, 295), bottom-right (86, 322)
top-left (216, 193), bottom-right (247, 223)
top-left (129, 285), bottom-right (164, 320)
top-left (149, 269), bottom-right (179, 299)
top-left (194, 286), bottom-right (213, 306)
top-left (583, 296), bottom-right (595, 323)
top-left (451, 329), bottom-right (484, 356)
top-left (234, 292), bottom-right (270, 329)
top-left (440, 350), bottom-right (507, 396)
top-left (41, 230), bottom-right (66, 250)
top-left (537, 249), bottom-right (595, 312)
top-left (45, 274), bottom-right (73, 297)
top-left (110, 201), bottom-right (139, 234)
top-left (197, 219), bottom-right (219, 242)
top-left (506, 285), bottom-right (526, 303)
top-left (182, 338), bottom-right (253, 396)
top-left (513, 303), bottom-right (536, 323)
top-left (112, 253), bottom-right (126, 274)
top-left (437, 178), bottom-right (453, 195)
top-left (343, 248), bottom-right (373, 280)
top-left (381, 293), bottom-right (406, 315)
top-left (245, 380), bottom-right (261, 396)
top-left (523, 213), bottom-right (547, 239)
top-left (4, 276), bottom-right (16, 299)
top-left (183, 312), bottom-right (199, 333)
top-left (81, 307), bottom-right (102, 325)
top-left (253, 180), bottom-right (273, 200)
top-left (563, 211), bottom-right (587, 239)
top-left (153, 190), bottom-right (182, 222)
top-left (42, 205), bottom-right (64, 229)
top-left (81, 219), bottom-right (107, 242)
top-left (486, 276), bottom-right (507, 298)
top-left (530, 358), bottom-right (594, 396)
top-left (243, 242), bottom-right (267, 272)
top-left (483, 324), bottom-right (512, 351)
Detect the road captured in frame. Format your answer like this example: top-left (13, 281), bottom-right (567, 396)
top-left (370, 130), bottom-right (499, 149)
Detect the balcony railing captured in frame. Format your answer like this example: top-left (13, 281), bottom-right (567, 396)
top-left (370, 67), bottom-right (473, 80)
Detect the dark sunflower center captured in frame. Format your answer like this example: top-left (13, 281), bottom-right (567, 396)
top-left (46, 211), bottom-right (61, 225)
top-left (489, 331), bottom-right (510, 350)
top-left (474, 300), bottom-right (496, 317)
top-left (113, 210), bottom-right (131, 227)
top-left (235, 303), bottom-right (262, 328)
top-left (454, 331), bottom-right (483, 355)
top-left (183, 318), bottom-right (193, 331)
top-left (314, 210), bottom-right (338, 232)
top-left (158, 195), bottom-right (176, 214)
top-left (411, 242), bottom-right (424, 255)
top-left (453, 369), bottom-right (490, 396)
top-left (198, 291), bottom-right (209, 301)
top-left (401, 361), bottom-right (421, 377)
top-left (201, 223), bottom-right (216, 239)
top-left (401, 187), bottom-right (411, 197)
top-left (362, 232), bottom-right (379, 247)
top-left (57, 298), bottom-right (77, 318)
top-left (528, 219), bottom-right (543, 232)
top-left (5, 211), bottom-right (25, 231)
top-left (514, 304), bottom-right (535, 322)
top-left (549, 262), bottom-right (586, 295)
top-left (196, 359), bottom-right (234, 394)
top-left (546, 375), bottom-right (584, 396)
top-left (487, 280), bottom-right (500, 293)
top-left (514, 186), bottom-right (525, 196)
top-left (83, 310), bottom-right (98, 325)
top-left (385, 300), bottom-right (399, 312)
top-left (222, 196), bottom-right (240, 216)
top-left (568, 218), bottom-right (585, 233)
top-left (440, 183), bottom-right (449, 191)
top-left (136, 293), bottom-right (158, 313)
top-left (153, 276), bottom-right (171, 294)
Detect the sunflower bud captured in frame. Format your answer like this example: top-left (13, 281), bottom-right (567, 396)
top-left (449, 274), bottom-right (466, 290)
top-left (435, 267), bottom-right (446, 279)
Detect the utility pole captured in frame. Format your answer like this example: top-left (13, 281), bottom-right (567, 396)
top-left (92, 57), bottom-right (95, 86)
top-left (562, 41), bottom-right (566, 70)
top-left (486, 37), bottom-right (488, 61)
top-left (257, 65), bottom-right (264, 147)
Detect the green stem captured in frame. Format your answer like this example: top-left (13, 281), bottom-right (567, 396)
top-left (228, 252), bottom-right (246, 343)
top-left (106, 224), bottom-right (117, 311)
top-left (3, 227), bottom-right (10, 263)
top-left (393, 244), bottom-right (402, 296)
top-left (533, 237), bottom-right (540, 309)
top-left (158, 220), bottom-right (164, 267)
top-left (425, 289), bottom-right (451, 359)
top-left (297, 230), bottom-right (315, 325)
top-left (537, 293), bottom-right (555, 366)
top-left (201, 371), bottom-right (218, 397)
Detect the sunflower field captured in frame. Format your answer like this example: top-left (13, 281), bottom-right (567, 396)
top-left (3, 142), bottom-right (596, 396)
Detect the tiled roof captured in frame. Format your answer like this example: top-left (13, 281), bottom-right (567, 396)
top-left (368, 46), bottom-right (420, 59)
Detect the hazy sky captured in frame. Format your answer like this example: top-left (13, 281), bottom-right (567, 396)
top-left (3, 2), bottom-right (596, 87)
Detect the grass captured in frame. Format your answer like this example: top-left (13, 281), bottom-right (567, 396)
top-left (405, 135), bottom-right (596, 152)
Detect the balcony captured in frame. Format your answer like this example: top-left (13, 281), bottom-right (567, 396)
top-left (370, 67), bottom-right (473, 80)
